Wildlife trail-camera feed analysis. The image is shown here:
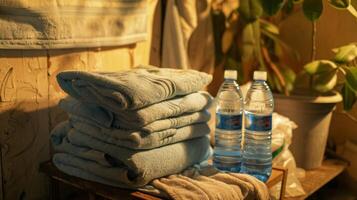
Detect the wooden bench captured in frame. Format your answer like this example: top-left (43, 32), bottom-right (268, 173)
top-left (285, 159), bottom-right (348, 200)
top-left (40, 162), bottom-right (289, 200)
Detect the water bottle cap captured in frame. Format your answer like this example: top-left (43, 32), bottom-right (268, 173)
top-left (253, 71), bottom-right (267, 81)
top-left (224, 70), bottom-right (237, 80)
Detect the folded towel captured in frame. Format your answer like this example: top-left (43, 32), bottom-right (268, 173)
top-left (53, 153), bottom-right (269, 200)
top-left (53, 153), bottom-right (132, 187)
top-left (149, 166), bottom-right (270, 200)
top-left (59, 97), bottom-right (114, 128)
top-left (59, 91), bottom-right (212, 129)
top-left (51, 122), bottom-right (211, 187)
top-left (56, 67), bottom-right (212, 111)
top-left (69, 117), bottom-right (210, 149)
top-left (51, 122), bottom-right (113, 167)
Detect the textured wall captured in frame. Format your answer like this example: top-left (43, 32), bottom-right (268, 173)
top-left (0, 50), bottom-right (49, 200)
top-left (0, 0), bottom-right (160, 199)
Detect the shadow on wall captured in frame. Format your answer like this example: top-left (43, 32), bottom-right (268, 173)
top-left (0, 100), bottom-right (67, 200)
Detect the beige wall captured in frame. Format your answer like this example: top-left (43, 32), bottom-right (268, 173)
top-left (0, 0), bottom-right (160, 199)
top-left (280, 3), bottom-right (357, 63)
top-left (279, 3), bottom-right (357, 145)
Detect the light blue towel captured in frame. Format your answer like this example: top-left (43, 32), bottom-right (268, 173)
top-left (53, 153), bottom-right (126, 187)
top-left (50, 122), bottom-right (115, 167)
top-left (59, 97), bottom-right (114, 128)
top-left (69, 117), bottom-right (210, 149)
top-left (51, 122), bottom-right (211, 187)
top-left (56, 67), bottom-right (212, 111)
top-left (59, 91), bottom-right (212, 129)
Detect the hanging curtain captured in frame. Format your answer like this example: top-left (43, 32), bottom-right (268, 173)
top-left (161, 0), bottom-right (215, 74)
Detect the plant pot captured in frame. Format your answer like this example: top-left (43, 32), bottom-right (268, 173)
top-left (274, 92), bottom-right (342, 169)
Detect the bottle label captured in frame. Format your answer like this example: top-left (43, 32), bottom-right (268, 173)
top-left (216, 113), bottom-right (242, 130)
top-left (245, 113), bottom-right (272, 132)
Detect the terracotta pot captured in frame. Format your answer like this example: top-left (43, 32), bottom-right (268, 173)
top-left (274, 92), bottom-right (342, 169)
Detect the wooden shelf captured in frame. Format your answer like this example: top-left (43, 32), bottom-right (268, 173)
top-left (40, 161), bottom-right (288, 200)
top-left (285, 159), bottom-right (348, 200)
top-left (40, 162), bottom-right (161, 200)
top-left (41, 160), bottom-right (346, 200)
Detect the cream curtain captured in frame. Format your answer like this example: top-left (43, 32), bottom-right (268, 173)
top-left (161, 0), bottom-right (215, 75)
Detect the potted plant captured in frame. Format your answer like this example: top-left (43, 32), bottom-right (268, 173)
top-left (275, 43), bottom-right (357, 169)
top-left (211, 0), bottom-right (357, 169)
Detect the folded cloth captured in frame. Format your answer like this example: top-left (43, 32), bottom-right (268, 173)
top-left (69, 116), bottom-right (210, 149)
top-left (59, 91), bottom-right (212, 129)
top-left (56, 67), bottom-right (212, 111)
top-left (53, 153), bottom-right (126, 187)
top-left (51, 122), bottom-right (211, 187)
top-left (51, 122), bottom-right (112, 167)
top-left (59, 97), bottom-right (114, 128)
top-left (148, 165), bottom-right (270, 200)
top-left (53, 152), bottom-right (269, 200)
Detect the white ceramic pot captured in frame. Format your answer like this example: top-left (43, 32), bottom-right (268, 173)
top-left (274, 92), bottom-right (342, 169)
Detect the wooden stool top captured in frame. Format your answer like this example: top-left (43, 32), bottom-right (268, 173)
top-left (40, 161), bottom-right (287, 200)
top-left (40, 162), bottom-right (161, 200)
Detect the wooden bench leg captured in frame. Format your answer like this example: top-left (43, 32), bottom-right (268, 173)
top-left (50, 178), bottom-right (60, 200)
top-left (279, 168), bottom-right (288, 200)
top-left (88, 192), bottom-right (96, 200)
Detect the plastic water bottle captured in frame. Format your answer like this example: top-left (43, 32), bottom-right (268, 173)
top-left (241, 71), bottom-right (274, 182)
top-left (213, 70), bottom-right (244, 172)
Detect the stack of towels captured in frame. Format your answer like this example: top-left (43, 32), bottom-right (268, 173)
top-left (50, 66), bottom-right (214, 188)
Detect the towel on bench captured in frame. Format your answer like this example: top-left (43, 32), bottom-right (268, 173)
top-left (51, 122), bottom-right (211, 187)
top-left (56, 67), bottom-right (212, 111)
top-left (59, 91), bottom-right (212, 129)
top-left (142, 164), bottom-right (270, 200)
top-left (69, 117), bottom-right (210, 149)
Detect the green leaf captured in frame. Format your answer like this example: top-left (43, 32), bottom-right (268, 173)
top-left (282, 68), bottom-right (297, 83)
top-left (328, 0), bottom-right (350, 9)
top-left (346, 67), bottom-right (357, 92)
top-left (303, 0), bottom-right (323, 21)
top-left (241, 23), bottom-right (256, 63)
top-left (313, 70), bottom-right (338, 93)
top-left (262, 0), bottom-right (285, 16)
top-left (238, 0), bottom-right (263, 22)
top-left (333, 43), bottom-right (357, 63)
top-left (293, 0), bottom-right (303, 3)
top-left (304, 60), bottom-right (338, 75)
top-left (342, 83), bottom-right (356, 110)
top-left (260, 19), bottom-right (279, 35)
top-left (282, 68), bottom-right (297, 92)
top-left (261, 28), bottom-right (300, 61)
top-left (252, 21), bottom-right (266, 71)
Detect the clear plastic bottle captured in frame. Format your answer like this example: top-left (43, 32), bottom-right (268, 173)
top-left (241, 71), bottom-right (274, 182)
top-left (213, 70), bottom-right (244, 172)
